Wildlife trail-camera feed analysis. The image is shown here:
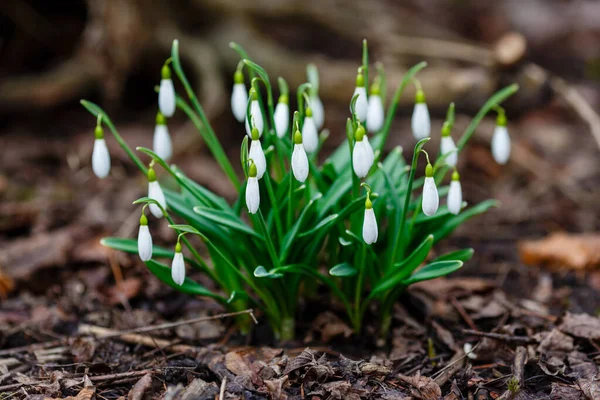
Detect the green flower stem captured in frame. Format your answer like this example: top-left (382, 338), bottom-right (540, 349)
top-left (170, 40), bottom-right (241, 191)
top-left (257, 210), bottom-right (281, 270)
top-left (457, 84), bottom-right (519, 152)
top-left (362, 39), bottom-right (369, 100)
top-left (296, 83), bottom-right (312, 129)
top-left (80, 100), bottom-right (147, 175)
top-left (376, 62), bottom-right (428, 153)
top-left (287, 171), bottom-right (294, 230)
top-left (263, 172), bottom-right (283, 244)
top-left (249, 75), bottom-right (276, 137)
top-left (352, 243), bottom-right (368, 332)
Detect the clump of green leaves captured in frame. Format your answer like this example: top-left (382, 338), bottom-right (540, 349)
top-left (84, 39), bottom-right (518, 340)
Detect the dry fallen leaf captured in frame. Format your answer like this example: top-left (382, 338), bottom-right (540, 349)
top-left (397, 372), bottom-right (442, 400)
top-left (559, 312), bottom-right (600, 341)
top-left (519, 232), bottom-right (600, 271)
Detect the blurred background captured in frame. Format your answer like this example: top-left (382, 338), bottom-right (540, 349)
top-left (1, 0), bottom-right (599, 311)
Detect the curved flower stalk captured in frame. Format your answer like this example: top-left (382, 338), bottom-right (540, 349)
top-left (248, 126), bottom-right (266, 179)
top-left (411, 87), bottom-right (430, 140)
top-left (245, 160), bottom-right (260, 214)
top-left (137, 212), bottom-right (153, 261)
top-left (274, 94), bottom-right (289, 138)
top-left (352, 124), bottom-right (373, 178)
top-left (231, 69), bottom-right (248, 123)
top-left (447, 169), bottom-right (463, 215)
top-left (147, 167), bottom-right (167, 219)
top-left (245, 88), bottom-right (264, 137)
top-left (307, 63), bottom-right (325, 129)
top-left (422, 162), bottom-right (439, 216)
top-left (362, 189), bottom-right (378, 244)
top-left (352, 69), bottom-right (368, 122)
top-left (302, 106), bottom-right (319, 153)
top-left (492, 108), bottom-right (510, 164)
top-left (291, 130), bottom-right (309, 183)
top-left (153, 112), bottom-right (173, 162)
top-left (92, 123), bottom-right (111, 179)
top-left (440, 122), bottom-right (458, 167)
top-left (171, 242), bottom-right (185, 285)
top-left (366, 82), bottom-right (384, 133)
top-left (158, 64), bottom-right (176, 118)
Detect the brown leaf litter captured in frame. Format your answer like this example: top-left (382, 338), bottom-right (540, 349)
top-left (519, 232), bottom-right (600, 271)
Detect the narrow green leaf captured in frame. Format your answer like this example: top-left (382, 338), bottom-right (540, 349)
top-left (401, 260), bottom-right (463, 285)
top-left (168, 224), bottom-right (202, 236)
top-left (329, 263), bottom-right (357, 277)
top-left (430, 200), bottom-right (498, 243)
top-left (280, 193), bottom-right (322, 262)
top-left (193, 206), bottom-right (263, 240)
top-left (433, 248), bottom-right (474, 263)
top-left (100, 237), bottom-right (174, 259)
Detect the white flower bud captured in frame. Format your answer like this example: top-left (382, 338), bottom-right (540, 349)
top-left (422, 176), bottom-right (439, 216)
top-left (311, 94), bottom-right (325, 129)
top-left (440, 136), bottom-right (458, 167)
top-left (137, 222), bottom-right (153, 262)
top-left (171, 248), bottom-right (185, 286)
top-left (248, 138), bottom-right (266, 179)
top-left (245, 99), bottom-right (263, 138)
top-left (366, 94), bottom-right (384, 133)
top-left (159, 79), bottom-right (176, 118)
top-left (274, 101), bottom-right (289, 138)
top-left (492, 125), bottom-right (510, 165)
top-left (92, 138), bottom-right (111, 179)
top-left (148, 176), bottom-right (167, 219)
top-left (447, 174), bottom-right (462, 215)
top-left (292, 143), bottom-right (309, 183)
top-left (353, 86), bottom-right (368, 122)
top-left (411, 103), bottom-right (430, 140)
top-left (245, 176), bottom-right (260, 214)
top-left (231, 83), bottom-right (248, 123)
top-left (352, 126), bottom-right (372, 178)
top-left (153, 124), bottom-right (172, 162)
top-left (363, 207), bottom-right (378, 244)
top-left (302, 114), bottom-right (319, 154)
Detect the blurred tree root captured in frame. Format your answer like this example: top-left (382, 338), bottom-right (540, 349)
top-left (0, 0), bottom-right (598, 150)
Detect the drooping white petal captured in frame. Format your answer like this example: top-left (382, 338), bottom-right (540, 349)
top-left (148, 181), bottom-right (167, 219)
top-left (366, 95), bottom-right (384, 133)
top-left (352, 140), bottom-right (371, 178)
top-left (153, 124), bottom-right (173, 162)
top-left (492, 125), bottom-right (511, 164)
top-left (171, 252), bottom-right (185, 285)
top-left (422, 177), bottom-right (439, 216)
top-left (362, 208), bottom-right (378, 244)
top-left (447, 180), bottom-right (463, 215)
top-left (302, 116), bottom-right (319, 153)
top-left (353, 87), bottom-right (368, 121)
top-left (245, 177), bottom-right (260, 214)
top-left (159, 79), bottom-right (176, 118)
top-left (92, 138), bottom-right (111, 179)
top-left (291, 143), bottom-right (309, 182)
top-left (411, 103), bottom-right (431, 140)
top-left (274, 102), bottom-right (289, 138)
top-left (311, 94), bottom-right (325, 129)
top-left (440, 136), bottom-right (458, 167)
top-left (231, 83), bottom-right (248, 122)
top-left (245, 100), bottom-right (264, 137)
top-left (364, 135), bottom-right (375, 168)
top-left (137, 225), bottom-right (153, 261)
top-left (249, 140), bottom-right (266, 179)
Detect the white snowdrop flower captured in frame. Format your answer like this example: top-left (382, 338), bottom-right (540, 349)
top-left (362, 194), bottom-right (378, 245)
top-left (147, 167), bottom-right (167, 219)
top-left (447, 170), bottom-right (463, 215)
top-left (492, 112), bottom-right (510, 164)
top-left (352, 71), bottom-right (368, 122)
top-left (302, 107), bottom-right (319, 153)
top-left (245, 161), bottom-right (260, 214)
top-left (245, 88), bottom-right (264, 138)
top-left (464, 343), bottom-right (477, 360)
top-left (311, 94), bottom-right (325, 129)
top-left (137, 214), bottom-right (153, 262)
top-left (366, 85), bottom-right (384, 133)
top-left (291, 130), bottom-right (309, 183)
top-left (231, 70), bottom-right (248, 123)
top-left (440, 123), bottom-right (458, 167)
top-left (153, 112), bottom-right (173, 162)
top-left (158, 65), bottom-right (176, 118)
top-left (171, 242), bottom-right (185, 285)
top-left (92, 125), bottom-right (110, 179)
top-left (411, 89), bottom-right (430, 140)
top-left (248, 127), bottom-right (266, 179)
top-left (422, 164), bottom-right (439, 216)
top-left (352, 125), bottom-right (372, 178)
top-left (274, 95), bottom-right (289, 138)
top-left (364, 134), bottom-right (375, 168)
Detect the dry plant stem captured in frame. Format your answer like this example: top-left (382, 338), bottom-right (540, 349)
top-left (497, 346), bottom-right (527, 400)
top-left (434, 349), bottom-right (466, 387)
top-left (462, 329), bottom-right (537, 344)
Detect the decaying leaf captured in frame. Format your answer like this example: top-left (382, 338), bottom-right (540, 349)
top-left (559, 312), bottom-right (600, 341)
top-left (127, 373), bottom-right (153, 400)
top-left (519, 232), bottom-right (600, 271)
top-left (397, 372), bottom-right (442, 400)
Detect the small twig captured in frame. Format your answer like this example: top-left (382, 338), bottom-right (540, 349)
top-left (431, 342), bottom-right (480, 380)
top-left (219, 376), bottom-right (227, 400)
top-left (450, 297), bottom-right (478, 331)
top-left (462, 329), bottom-right (537, 344)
